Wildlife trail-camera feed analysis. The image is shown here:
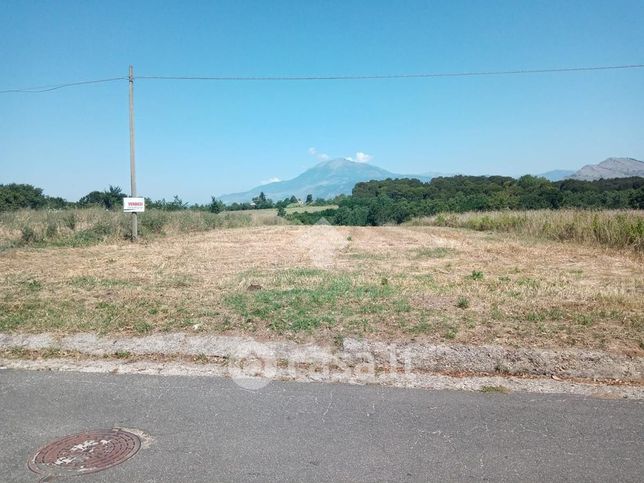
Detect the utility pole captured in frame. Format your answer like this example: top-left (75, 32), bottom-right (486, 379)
top-left (128, 65), bottom-right (138, 240)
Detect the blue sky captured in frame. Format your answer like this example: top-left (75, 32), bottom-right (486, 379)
top-left (1, 0), bottom-right (643, 203)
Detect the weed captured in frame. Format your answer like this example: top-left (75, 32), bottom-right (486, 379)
top-left (21, 226), bottom-right (42, 243)
top-left (193, 353), bottom-right (209, 364)
top-left (469, 270), bottom-right (484, 281)
top-left (517, 277), bottom-right (540, 289)
top-left (490, 305), bottom-right (503, 320)
top-left (42, 347), bottom-right (62, 358)
top-left (113, 350), bottom-right (131, 359)
top-left (393, 299), bottom-right (411, 313)
top-left (22, 279), bottom-right (43, 292)
top-left (71, 276), bottom-right (97, 288)
top-left (407, 321), bottom-right (431, 334)
top-left (9, 346), bottom-right (27, 357)
top-left (575, 313), bottom-right (596, 327)
top-left (456, 296), bottom-right (470, 309)
top-left (480, 385), bottom-right (510, 394)
top-left (333, 334), bottom-right (345, 349)
top-left (133, 321), bottom-right (153, 334)
top-left (444, 325), bottom-right (458, 339)
top-left (348, 319), bottom-right (371, 334)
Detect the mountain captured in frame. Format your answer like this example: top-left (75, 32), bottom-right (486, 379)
top-left (218, 156), bottom-right (644, 203)
top-left (568, 157), bottom-right (644, 181)
top-left (538, 169), bottom-right (576, 181)
top-left (219, 158), bottom-right (432, 203)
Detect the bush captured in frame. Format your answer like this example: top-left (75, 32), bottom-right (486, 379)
top-left (45, 218), bottom-right (58, 239)
top-left (62, 212), bottom-right (77, 231)
top-left (141, 211), bottom-right (168, 234)
top-left (21, 226), bottom-right (42, 243)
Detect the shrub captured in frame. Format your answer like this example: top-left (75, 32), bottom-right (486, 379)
top-left (45, 217), bottom-right (58, 239)
top-left (63, 212), bottom-right (77, 231)
top-left (21, 226), bottom-right (42, 243)
top-left (141, 211), bottom-right (168, 234)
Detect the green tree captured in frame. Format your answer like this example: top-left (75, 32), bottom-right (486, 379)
top-left (208, 196), bottom-right (225, 214)
top-left (252, 191), bottom-right (274, 209)
top-left (78, 185), bottom-right (124, 210)
top-left (0, 184), bottom-right (48, 211)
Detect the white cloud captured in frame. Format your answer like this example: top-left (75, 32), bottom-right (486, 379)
top-left (309, 147), bottom-right (373, 163)
top-left (308, 147), bottom-right (330, 161)
top-left (260, 176), bottom-right (281, 185)
top-left (355, 152), bottom-right (373, 163)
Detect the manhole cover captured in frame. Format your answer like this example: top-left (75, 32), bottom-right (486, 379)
top-left (28, 428), bottom-right (141, 477)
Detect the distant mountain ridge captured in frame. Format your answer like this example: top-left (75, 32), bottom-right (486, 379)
top-left (219, 158), bottom-right (433, 203)
top-left (218, 156), bottom-right (644, 203)
top-left (567, 157), bottom-right (644, 181)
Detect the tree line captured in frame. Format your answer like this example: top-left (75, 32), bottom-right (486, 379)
top-left (2, 175), bottom-right (643, 227)
top-left (286, 175), bottom-right (644, 226)
top-left (0, 184), bottom-right (324, 213)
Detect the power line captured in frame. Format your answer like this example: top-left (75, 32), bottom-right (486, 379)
top-left (1, 63), bottom-right (643, 94)
top-left (137, 64), bottom-right (644, 81)
top-left (0, 77), bottom-right (127, 94)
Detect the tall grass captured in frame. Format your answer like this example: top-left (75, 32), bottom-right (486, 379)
top-left (0, 208), bottom-right (287, 249)
top-left (408, 210), bottom-right (644, 251)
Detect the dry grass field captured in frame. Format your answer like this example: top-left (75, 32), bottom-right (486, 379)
top-left (1, 223), bottom-right (642, 355)
top-left (409, 210), bottom-right (644, 251)
top-left (0, 205), bottom-right (336, 250)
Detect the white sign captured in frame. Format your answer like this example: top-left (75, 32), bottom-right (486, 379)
top-left (123, 197), bottom-right (145, 213)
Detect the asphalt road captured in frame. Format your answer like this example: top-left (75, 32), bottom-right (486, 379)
top-left (1, 369), bottom-right (642, 482)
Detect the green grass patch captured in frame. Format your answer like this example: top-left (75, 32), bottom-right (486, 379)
top-left (224, 270), bottom-right (411, 334)
top-left (19, 279), bottom-right (43, 292)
